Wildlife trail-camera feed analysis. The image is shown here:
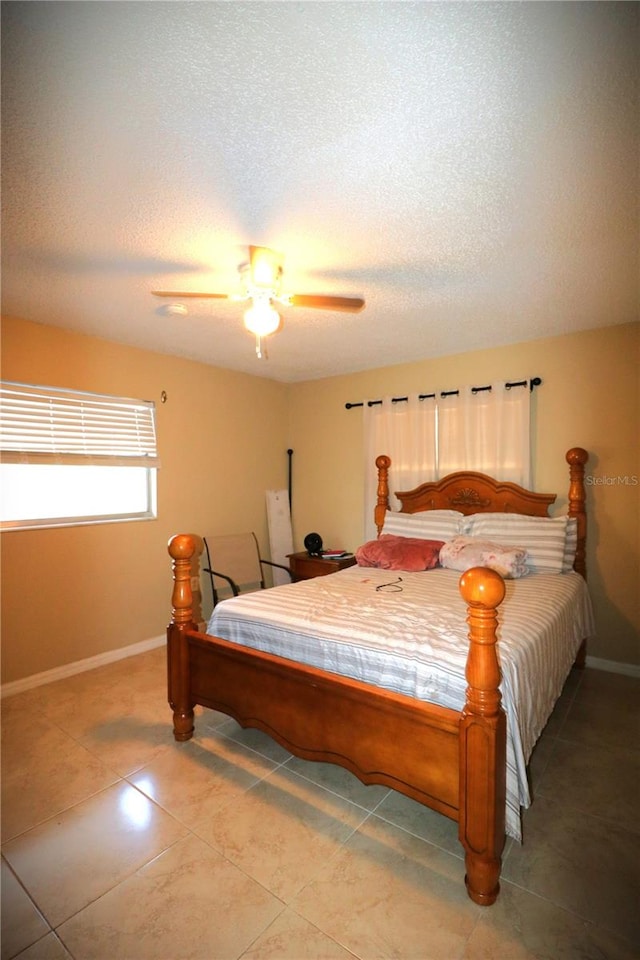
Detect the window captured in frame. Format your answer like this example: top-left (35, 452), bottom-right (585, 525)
top-left (0, 381), bottom-right (159, 530)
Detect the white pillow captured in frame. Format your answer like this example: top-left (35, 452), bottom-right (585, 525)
top-left (382, 509), bottom-right (464, 542)
top-left (464, 513), bottom-right (569, 574)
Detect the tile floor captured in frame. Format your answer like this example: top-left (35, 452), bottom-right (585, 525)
top-left (2, 647), bottom-right (639, 960)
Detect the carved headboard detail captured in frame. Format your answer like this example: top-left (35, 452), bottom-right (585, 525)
top-left (393, 471), bottom-right (556, 518)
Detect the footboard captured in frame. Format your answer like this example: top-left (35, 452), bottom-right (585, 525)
top-left (167, 534), bottom-right (506, 905)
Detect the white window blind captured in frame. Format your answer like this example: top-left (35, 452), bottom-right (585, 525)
top-left (0, 381), bottom-right (159, 467)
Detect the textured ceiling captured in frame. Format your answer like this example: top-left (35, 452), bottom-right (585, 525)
top-left (1, 1), bottom-right (638, 382)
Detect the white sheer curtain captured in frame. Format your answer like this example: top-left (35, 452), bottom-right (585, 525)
top-left (437, 382), bottom-right (531, 483)
top-left (363, 394), bottom-right (437, 539)
top-left (363, 382), bottom-right (531, 539)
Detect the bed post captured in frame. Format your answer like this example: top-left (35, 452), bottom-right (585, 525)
top-left (566, 447), bottom-right (588, 579)
top-left (375, 455), bottom-right (391, 535)
top-left (566, 447), bottom-right (588, 667)
top-left (458, 566), bottom-right (507, 907)
top-left (167, 534), bottom-right (197, 742)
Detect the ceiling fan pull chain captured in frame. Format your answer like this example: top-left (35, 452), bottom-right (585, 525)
top-left (255, 334), bottom-right (268, 360)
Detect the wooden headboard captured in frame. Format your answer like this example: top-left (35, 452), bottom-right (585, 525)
top-left (374, 447), bottom-right (588, 578)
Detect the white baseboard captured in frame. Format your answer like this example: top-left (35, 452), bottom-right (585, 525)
top-left (1, 634), bottom-right (166, 699)
top-left (585, 655), bottom-right (640, 678)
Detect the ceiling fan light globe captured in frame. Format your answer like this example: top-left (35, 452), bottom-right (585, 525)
top-left (243, 303), bottom-right (280, 337)
top-left (253, 262), bottom-right (276, 287)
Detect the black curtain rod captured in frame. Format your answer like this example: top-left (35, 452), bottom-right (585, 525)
top-left (345, 377), bottom-right (541, 410)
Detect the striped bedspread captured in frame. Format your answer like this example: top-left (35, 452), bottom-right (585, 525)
top-left (207, 566), bottom-right (594, 840)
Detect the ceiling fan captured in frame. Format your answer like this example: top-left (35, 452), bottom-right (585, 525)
top-left (152, 245), bottom-right (365, 358)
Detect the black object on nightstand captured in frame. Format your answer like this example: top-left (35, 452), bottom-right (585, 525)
top-left (303, 532), bottom-right (324, 557)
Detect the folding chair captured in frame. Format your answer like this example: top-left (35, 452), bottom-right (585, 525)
top-left (203, 532), bottom-right (293, 607)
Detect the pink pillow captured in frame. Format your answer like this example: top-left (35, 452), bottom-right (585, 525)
top-left (355, 534), bottom-right (444, 572)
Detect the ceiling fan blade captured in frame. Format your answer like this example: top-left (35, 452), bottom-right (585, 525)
top-left (289, 294), bottom-right (365, 312)
top-left (151, 290), bottom-right (229, 299)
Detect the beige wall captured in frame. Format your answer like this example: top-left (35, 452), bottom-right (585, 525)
top-left (288, 322), bottom-right (640, 667)
top-left (1, 317), bottom-right (290, 684)
top-left (2, 317), bottom-right (638, 683)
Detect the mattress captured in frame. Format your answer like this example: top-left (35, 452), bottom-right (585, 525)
top-left (207, 566), bottom-right (595, 840)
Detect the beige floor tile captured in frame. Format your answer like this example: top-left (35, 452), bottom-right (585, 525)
top-left (283, 755), bottom-right (390, 810)
top-left (573, 669), bottom-right (639, 710)
top-left (1, 717), bottom-right (119, 842)
top-left (128, 731), bottom-right (278, 828)
top-left (241, 909), bottom-right (357, 959)
top-left (1, 687), bottom-right (52, 727)
top-left (536, 738), bottom-right (640, 827)
top-left (2, 781), bottom-right (189, 928)
top-left (2, 649), bottom-right (166, 736)
top-left (292, 814), bottom-right (481, 960)
top-left (4, 652), bottom-right (638, 960)
top-left (559, 694), bottom-right (640, 753)
top-left (84, 646), bottom-right (165, 686)
top-left (1, 710), bottom-right (57, 771)
top-left (12, 932), bottom-right (73, 960)
top-left (1, 859), bottom-right (50, 960)
top-left (502, 796), bottom-right (640, 946)
top-left (195, 705), bottom-right (245, 730)
top-left (1, 671), bottom-right (88, 709)
top-left (193, 766), bottom-right (370, 902)
top-left (76, 703), bottom-right (178, 777)
top-left (463, 881), bottom-right (639, 960)
top-left (56, 834), bottom-right (283, 960)
top-left (213, 716), bottom-right (294, 763)
top-left (2, 656), bottom-right (182, 780)
top-left (38, 678), bottom-right (168, 742)
top-left (374, 789), bottom-right (463, 856)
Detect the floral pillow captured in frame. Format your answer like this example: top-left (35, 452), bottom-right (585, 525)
top-left (439, 536), bottom-right (529, 579)
top-left (356, 534), bottom-right (445, 571)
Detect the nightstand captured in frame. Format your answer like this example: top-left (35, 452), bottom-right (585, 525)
top-left (287, 551), bottom-right (357, 581)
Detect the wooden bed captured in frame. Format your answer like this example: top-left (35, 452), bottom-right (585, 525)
top-left (167, 446), bottom-right (588, 906)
